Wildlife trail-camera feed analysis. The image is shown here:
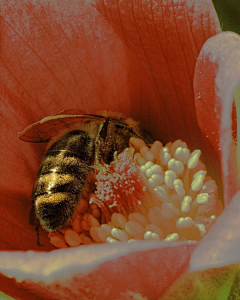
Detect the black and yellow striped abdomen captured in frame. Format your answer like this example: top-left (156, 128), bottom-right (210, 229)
top-left (33, 130), bottom-right (95, 232)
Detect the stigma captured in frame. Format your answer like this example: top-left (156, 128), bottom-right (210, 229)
top-left (48, 138), bottom-right (222, 248)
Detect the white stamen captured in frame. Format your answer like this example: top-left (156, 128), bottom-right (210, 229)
top-left (209, 215), bottom-right (217, 223)
top-left (106, 237), bottom-right (118, 243)
top-left (129, 212), bottom-right (148, 226)
top-left (181, 196), bottom-right (192, 212)
top-left (196, 193), bottom-right (209, 204)
top-left (170, 139), bottom-right (183, 156)
top-left (187, 149), bottom-right (201, 169)
top-left (125, 220), bottom-right (145, 238)
top-left (64, 230), bottom-right (81, 247)
top-left (97, 225), bottom-right (112, 242)
top-left (90, 227), bottom-right (102, 243)
top-left (174, 147), bottom-right (190, 164)
top-left (153, 186), bottom-right (169, 202)
top-left (160, 147), bottom-right (171, 165)
top-left (111, 213), bottom-right (127, 229)
top-left (195, 223), bottom-right (206, 236)
top-left (173, 179), bottom-right (185, 196)
top-left (201, 179), bottom-right (217, 193)
top-left (145, 224), bottom-right (163, 238)
top-left (176, 217), bottom-right (194, 229)
top-left (168, 158), bottom-right (184, 175)
top-left (145, 164), bottom-right (162, 178)
top-left (140, 146), bottom-right (154, 161)
top-left (191, 170), bottom-right (207, 191)
top-left (111, 228), bottom-right (129, 241)
top-left (148, 174), bottom-right (164, 188)
top-left (164, 170), bottom-right (177, 188)
top-left (128, 239), bottom-right (136, 243)
top-left (144, 231), bottom-right (160, 240)
top-left (165, 233), bottom-right (179, 242)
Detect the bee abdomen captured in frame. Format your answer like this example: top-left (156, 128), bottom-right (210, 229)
top-left (35, 192), bottom-right (78, 231)
top-left (33, 130), bottom-right (95, 231)
top-left (33, 151), bottom-right (90, 196)
top-left (38, 154), bottom-right (86, 176)
top-left (46, 130), bottom-right (94, 161)
top-left (33, 172), bottom-right (87, 196)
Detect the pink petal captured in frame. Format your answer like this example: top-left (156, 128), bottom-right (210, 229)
top-left (194, 32), bottom-right (240, 205)
top-left (94, 0), bottom-right (221, 147)
top-left (0, 242), bottom-right (197, 299)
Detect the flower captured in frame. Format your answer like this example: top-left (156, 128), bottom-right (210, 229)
top-left (0, 0), bottom-right (240, 299)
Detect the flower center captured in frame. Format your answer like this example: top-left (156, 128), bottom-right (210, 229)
top-left (48, 138), bottom-right (222, 248)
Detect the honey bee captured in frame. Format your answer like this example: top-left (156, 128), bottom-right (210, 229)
top-left (19, 110), bottom-right (152, 235)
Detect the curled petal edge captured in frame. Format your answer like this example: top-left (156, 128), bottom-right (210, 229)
top-left (194, 31), bottom-right (240, 205)
top-left (192, 31), bottom-right (240, 273)
top-left (0, 242), bottom-right (197, 299)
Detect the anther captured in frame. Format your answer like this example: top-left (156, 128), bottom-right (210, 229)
top-left (165, 233), bottom-right (179, 242)
top-left (176, 217), bottom-right (194, 229)
top-left (159, 147), bottom-right (171, 165)
top-left (164, 170), bottom-right (177, 188)
top-left (181, 196), bottom-right (192, 212)
top-left (173, 179), bottom-right (185, 196)
top-left (187, 150), bottom-right (201, 169)
top-left (168, 158), bottom-right (184, 175)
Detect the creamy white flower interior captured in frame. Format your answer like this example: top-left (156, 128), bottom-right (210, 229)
top-left (49, 138), bottom-right (222, 248)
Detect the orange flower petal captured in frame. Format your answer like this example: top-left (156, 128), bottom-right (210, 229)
top-left (0, 0), bottom-right (139, 250)
top-left (0, 0), bottom-right (221, 251)
top-left (94, 0), bottom-right (221, 147)
top-left (0, 0), bottom-right (134, 115)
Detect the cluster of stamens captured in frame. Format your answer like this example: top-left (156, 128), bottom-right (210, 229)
top-left (48, 138), bottom-right (222, 248)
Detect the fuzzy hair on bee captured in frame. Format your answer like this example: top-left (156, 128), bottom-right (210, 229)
top-left (19, 110), bottom-right (152, 234)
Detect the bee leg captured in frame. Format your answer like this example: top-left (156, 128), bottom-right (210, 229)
top-left (35, 223), bottom-right (44, 247)
top-left (29, 201), bottom-right (44, 247)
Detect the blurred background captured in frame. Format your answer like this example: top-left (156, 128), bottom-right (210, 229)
top-left (213, 0), bottom-right (240, 34)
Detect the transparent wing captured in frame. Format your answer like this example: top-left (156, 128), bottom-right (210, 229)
top-left (18, 110), bottom-right (105, 143)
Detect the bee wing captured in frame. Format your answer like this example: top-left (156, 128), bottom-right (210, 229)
top-left (19, 111), bottom-right (105, 143)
